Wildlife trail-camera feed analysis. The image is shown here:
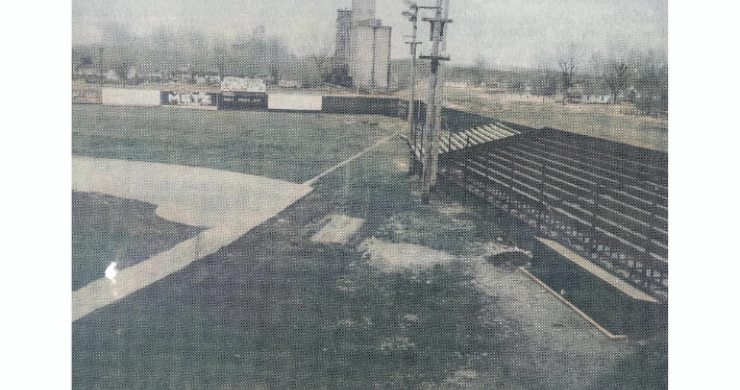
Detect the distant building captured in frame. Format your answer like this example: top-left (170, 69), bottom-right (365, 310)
top-left (139, 72), bottom-right (164, 82)
top-left (74, 66), bottom-right (99, 78)
top-left (221, 76), bottom-right (267, 93)
top-left (105, 70), bottom-right (119, 81)
top-left (278, 79), bottom-right (302, 88)
top-left (174, 67), bottom-right (193, 82)
top-left (334, 0), bottom-right (392, 90)
top-left (202, 69), bottom-right (221, 83)
top-left (581, 95), bottom-right (613, 104)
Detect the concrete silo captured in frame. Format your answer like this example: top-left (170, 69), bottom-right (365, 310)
top-left (343, 0), bottom-right (391, 91)
top-left (350, 23), bottom-right (391, 89)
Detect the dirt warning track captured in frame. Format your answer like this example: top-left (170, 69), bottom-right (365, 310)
top-left (72, 156), bottom-right (313, 321)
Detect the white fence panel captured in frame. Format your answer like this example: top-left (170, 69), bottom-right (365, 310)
top-left (267, 94), bottom-right (323, 111)
top-left (102, 88), bottom-right (161, 106)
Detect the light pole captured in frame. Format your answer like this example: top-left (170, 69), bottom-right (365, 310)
top-left (419, 0), bottom-right (451, 204)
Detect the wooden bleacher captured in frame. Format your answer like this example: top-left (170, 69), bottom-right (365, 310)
top-left (442, 127), bottom-right (668, 299)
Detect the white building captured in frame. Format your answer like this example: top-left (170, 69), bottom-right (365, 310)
top-left (221, 77), bottom-right (267, 93)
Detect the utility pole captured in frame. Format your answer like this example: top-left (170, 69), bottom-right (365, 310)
top-left (98, 46), bottom-right (105, 88)
top-left (403, 2), bottom-right (437, 176)
top-left (419, 0), bottom-right (451, 204)
top-left (404, 9), bottom-right (420, 174)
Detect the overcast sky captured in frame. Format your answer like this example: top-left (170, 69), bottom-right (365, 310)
top-left (72, 0), bottom-right (668, 67)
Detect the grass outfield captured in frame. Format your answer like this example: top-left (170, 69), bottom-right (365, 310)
top-left (72, 104), bottom-right (403, 183)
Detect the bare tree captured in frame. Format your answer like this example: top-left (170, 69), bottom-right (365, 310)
top-left (114, 59), bottom-right (132, 85)
top-left (311, 53), bottom-right (328, 86)
top-left (269, 64), bottom-right (281, 85)
top-left (143, 27), bottom-right (184, 74)
top-left (531, 65), bottom-right (558, 97)
top-left (510, 72), bottom-right (527, 95)
top-left (602, 59), bottom-right (630, 104)
top-left (632, 49), bottom-right (668, 117)
top-left (310, 34), bottom-right (334, 87)
top-left (183, 31), bottom-right (208, 81)
top-left (471, 55), bottom-right (488, 87)
top-left (229, 35), bottom-right (291, 80)
top-left (101, 23), bottom-right (136, 85)
top-left (213, 39), bottom-right (228, 80)
top-left (591, 48), bottom-right (631, 104)
top-left (265, 37), bottom-right (291, 83)
top-left (71, 48), bottom-right (93, 75)
top-left (557, 47), bottom-right (578, 105)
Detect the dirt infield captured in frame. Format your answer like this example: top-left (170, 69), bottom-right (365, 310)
top-left (72, 192), bottom-right (204, 290)
top-left (71, 156), bottom-right (312, 321)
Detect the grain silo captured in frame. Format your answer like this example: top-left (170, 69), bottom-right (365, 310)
top-left (339, 0), bottom-right (391, 91)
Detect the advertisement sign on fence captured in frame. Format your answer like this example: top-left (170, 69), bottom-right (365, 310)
top-left (219, 92), bottom-right (268, 110)
top-left (164, 92), bottom-right (218, 108)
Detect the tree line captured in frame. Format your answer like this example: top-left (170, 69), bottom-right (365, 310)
top-left (445, 46), bottom-right (667, 117)
top-left (72, 24), bottom-right (333, 88)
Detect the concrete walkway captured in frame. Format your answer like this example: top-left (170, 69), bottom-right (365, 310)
top-left (72, 156), bottom-right (313, 321)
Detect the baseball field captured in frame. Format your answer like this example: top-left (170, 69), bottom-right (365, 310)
top-left (72, 104), bottom-right (665, 389)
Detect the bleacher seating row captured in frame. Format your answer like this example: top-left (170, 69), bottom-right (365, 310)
top-left (438, 122), bottom-right (521, 153)
top-left (409, 120), bottom-right (524, 162)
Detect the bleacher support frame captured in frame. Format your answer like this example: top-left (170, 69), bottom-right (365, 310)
top-left (441, 127), bottom-right (668, 300)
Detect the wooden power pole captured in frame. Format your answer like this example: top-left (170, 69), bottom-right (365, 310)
top-left (404, 8), bottom-right (420, 175)
top-left (419, 0), bottom-right (451, 204)
top-left (403, 2), bottom-right (438, 176)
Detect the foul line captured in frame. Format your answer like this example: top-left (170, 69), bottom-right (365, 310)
top-left (303, 133), bottom-right (399, 186)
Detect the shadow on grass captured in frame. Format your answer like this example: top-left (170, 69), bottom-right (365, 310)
top-left (587, 330), bottom-right (668, 390)
top-left (526, 257), bottom-right (667, 338)
top-left (72, 241), bottom-right (494, 389)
